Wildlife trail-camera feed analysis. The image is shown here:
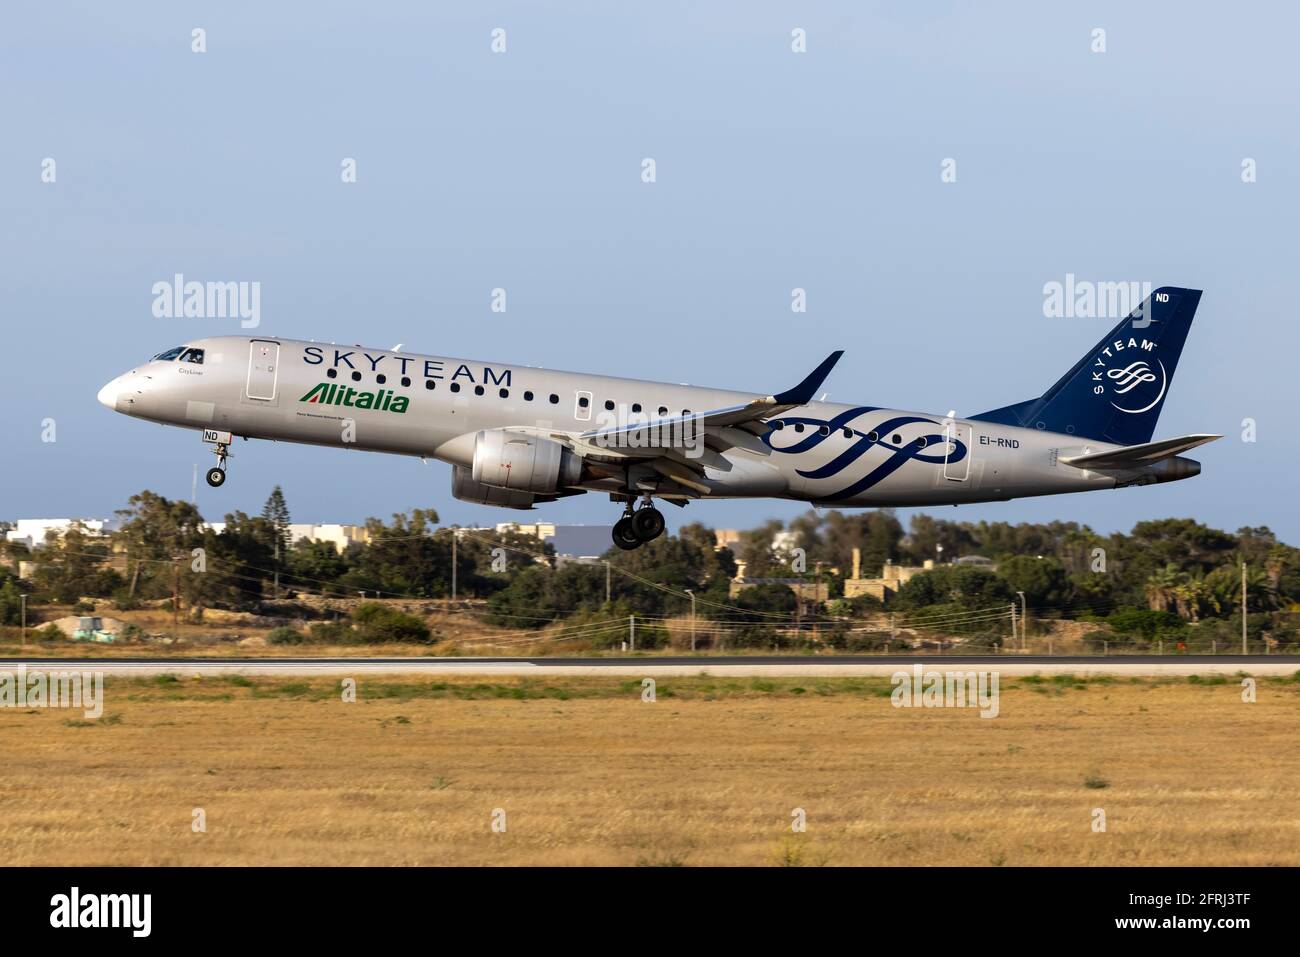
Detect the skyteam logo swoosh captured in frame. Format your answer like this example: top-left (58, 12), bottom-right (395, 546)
top-left (762, 407), bottom-right (966, 501)
top-left (1106, 359), bottom-right (1167, 413)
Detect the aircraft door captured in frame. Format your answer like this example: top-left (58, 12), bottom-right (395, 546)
top-left (574, 389), bottom-right (593, 422)
top-left (246, 340), bottom-right (280, 400)
top-left (943, 421), bottom-right (972, 481)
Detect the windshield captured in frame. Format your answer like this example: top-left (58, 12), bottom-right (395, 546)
top-left (153, 346), bottom-right (185, 361)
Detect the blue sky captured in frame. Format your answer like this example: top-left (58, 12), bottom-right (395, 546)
top-left (2, 2), bottom-right (1296, 541)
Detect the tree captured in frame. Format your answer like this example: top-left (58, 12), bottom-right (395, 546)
top-left (31, 522), bottom-right (122, 603)
top-left (892, 565), bottom-right (1014, 611)
top-left (0, 578), bottom-right (25, 626)
top-left (261, 485), bottom-right (292, 597)
top-left (735, 520), bottom-right (787, 576)
top-left (997, 556), bottom-right (1071, 613)
top-left (344, 509), bottom-right (449, 598)
top-left (114, 491), bottom-right (205, 599)
top-left (288, 540), bottom-right (351, 591)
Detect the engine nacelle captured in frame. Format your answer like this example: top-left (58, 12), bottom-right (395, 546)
top-left (471, 430), bottom-right (582, 494)
top-left (451, 466), bottom-right (536, 510)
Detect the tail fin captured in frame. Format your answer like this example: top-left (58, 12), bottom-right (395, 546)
top-left (971, 286), bottom-right (1202, 445)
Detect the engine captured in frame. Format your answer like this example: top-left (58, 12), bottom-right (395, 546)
top-left (451, 466), bottom-right (536, 510)
top-left (471, 430), bottom-right (582, 494)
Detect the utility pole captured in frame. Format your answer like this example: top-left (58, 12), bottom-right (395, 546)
top-left (1016, 591), bottom-right (1028, 651)
top-left (172, 554), bottom-right (181, 628)
top-left (273, 534), bottom-right (280, 600)
top-left (19, 594), bottom-right (26, 648)
top-left (1241, 561), bottom-right (1248, 655)
top-left (629, 615), bottom-right (635, 652)
top-left (685, 589), bottom-right (696, 652)
top-left (451, 532), bottom-right (458, 603)
top-left (1010, 603), bottom-right (1017, 651)
top-left (605, 560), bottom-right (611, 605)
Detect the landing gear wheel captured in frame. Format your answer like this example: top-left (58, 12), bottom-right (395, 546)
top-left (631, 506), bottom-right (665, 542)
top-left (612, 517), bottom-right (641, 551)
top-left (205, 467), bottom-right (227, 488)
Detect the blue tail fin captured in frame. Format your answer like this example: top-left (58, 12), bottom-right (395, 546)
top-left (971, 286), bottom-right (1202, 446)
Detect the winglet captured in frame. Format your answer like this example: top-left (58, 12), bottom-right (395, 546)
top-left (772, 351), bottom-right (844, 405)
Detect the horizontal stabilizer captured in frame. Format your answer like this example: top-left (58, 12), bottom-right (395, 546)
top-left (1059, 433), bottom-right (1221, 470)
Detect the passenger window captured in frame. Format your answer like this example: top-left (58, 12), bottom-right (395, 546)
top-left (474, 385), bottom-right (485, 396)
top-left (604, 400), bottom-right (615, 411)
top-left (632, 403), bottom-right (641, 413)
top-left (578, 396), bottom-right (590, 408)
top-left (842, 428), bottom-right (852, 438)
top-left (524, 391), bottom-right (534, 401)
top-left (794, 423), bottom-right (805, 433)
top-left (819, 425), bottom-right (830, 436)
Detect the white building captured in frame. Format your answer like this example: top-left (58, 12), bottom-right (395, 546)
top-left (198, 522), bottom-right (371, 552)
top-left (289, 524), bottom-right (371, 552)
top-left (5, 518), bottom-right (111, 550)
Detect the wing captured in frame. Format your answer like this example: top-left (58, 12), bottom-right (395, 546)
top-left (569, 351), bottom-right (844, 496)
top-left (576, 350), bottom-right (844, 452)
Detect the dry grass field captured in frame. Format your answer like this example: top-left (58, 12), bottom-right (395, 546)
top-left (1, 674), bottom-right (1297, 865)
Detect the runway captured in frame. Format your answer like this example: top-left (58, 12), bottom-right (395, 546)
top-left (1, 655), bottom-right (1296, 677)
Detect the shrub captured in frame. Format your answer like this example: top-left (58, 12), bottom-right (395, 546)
top-left (266, 626), bottom-right (305, 646)
top-left (33, 623), bottom-right (64, 642)
top-left (307, 621), bottom-right (356, 644)
top-left (111, 591), bottom-right (142, 611)
top-left (351, 603), bottom-right (432, 644)
top-left (1104, 608), bottom-right (1186, 642)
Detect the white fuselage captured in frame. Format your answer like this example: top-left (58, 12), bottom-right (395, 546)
top-left (98, 335), bottom-right (1197, 509)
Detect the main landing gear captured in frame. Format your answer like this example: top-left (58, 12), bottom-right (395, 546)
top-left (612, 495), bottom-right (666, 551)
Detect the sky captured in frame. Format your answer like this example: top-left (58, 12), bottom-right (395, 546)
top-left (2, 2), bottom-right (1297, 542)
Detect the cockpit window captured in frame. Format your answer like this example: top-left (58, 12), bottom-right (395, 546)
top-left (180, 348), bottom-right (205, 364)
top-left (153, 346), bottom-right (186, 361)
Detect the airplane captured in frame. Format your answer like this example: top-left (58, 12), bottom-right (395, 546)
top-left (98, 286), bottom-right (1218, 551)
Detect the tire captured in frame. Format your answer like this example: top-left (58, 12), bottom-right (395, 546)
top-left (205, 467), bottom-right (227, 488)
top-left (612, 517), bottom-right (641, 550)
top-left (631, 507), bottom-right (665, 542)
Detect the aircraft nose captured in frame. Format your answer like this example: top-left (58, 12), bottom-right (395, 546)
top-left (97, 377), bottom-right (121, 410)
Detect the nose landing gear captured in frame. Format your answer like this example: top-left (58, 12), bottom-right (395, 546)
top-left (611, 495), bottom-right (665, 550)
top-left (202, 429), bottom-right (234, 488)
